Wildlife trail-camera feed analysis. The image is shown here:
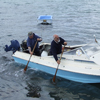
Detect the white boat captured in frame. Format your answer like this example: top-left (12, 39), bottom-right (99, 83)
top-left (12, 43), bottom-right (100, 83)
top-left (38, 15), bottom-right (52, 25)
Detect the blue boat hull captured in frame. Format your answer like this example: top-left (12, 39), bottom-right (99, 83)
top-left (13, 57), bottom-right (100, 83)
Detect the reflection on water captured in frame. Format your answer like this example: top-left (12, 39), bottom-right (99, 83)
top-left (25, 82), bottom-right (41, 98)
top-left (37, 23), bottom-right (53, 31)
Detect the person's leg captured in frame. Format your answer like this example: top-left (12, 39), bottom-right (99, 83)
top-left (34, 50), bottom-right (41, 56)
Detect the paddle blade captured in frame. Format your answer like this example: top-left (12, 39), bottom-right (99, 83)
top-left (52, 75), bottom-right (56, 83)
top-left (24, 65), bottom-right (27, 72)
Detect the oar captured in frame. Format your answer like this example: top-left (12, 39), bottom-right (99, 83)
top-left (24, 41), bottom-right (37, 72)
top-left (52, 45), bottom-right (65, 83)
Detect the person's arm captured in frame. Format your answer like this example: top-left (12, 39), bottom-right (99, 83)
top-left (51, 43), bottom-right (58, 62)
top-left (60, 37), bottom-right (67, 45)
top-left (27, 38), bottom-right (33, 55)
top-left (52, 50), bottom-right (60, 64)
top-left (35, 35), bottom-right (42, 42)
top-left (28, 47), bottom-right (33, 55)
top-left (37, 38), bottom-right (42, 42)
top-left (64, 42), bottom-right (67, 45)
top-left (52, 50), bottom-right (58, 61)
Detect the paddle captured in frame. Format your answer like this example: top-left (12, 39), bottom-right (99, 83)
top-left (24, 41), bottom-right (38, 72)
top-left (52, 45), bottom-right (65, 83)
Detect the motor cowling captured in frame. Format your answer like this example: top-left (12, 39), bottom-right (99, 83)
top-left (21, 40), bottom-right (28, 51)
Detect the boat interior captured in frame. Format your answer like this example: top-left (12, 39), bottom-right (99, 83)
top-left (21, 41), bottom-right (80, 57)
top-left (20, 40), bottom-right (100, 63)
top-left (20, 40), bottom-right (100, 65)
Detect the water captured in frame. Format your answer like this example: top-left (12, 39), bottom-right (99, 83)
top-left (1, 0), bottom-right (100, 100)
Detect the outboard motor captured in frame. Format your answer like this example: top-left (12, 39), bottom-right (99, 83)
top-left (21, 39), bottom-right (28, 51)
top-left (4, 40), bottom-right (20, 53)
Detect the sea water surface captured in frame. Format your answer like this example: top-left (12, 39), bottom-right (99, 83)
top-left (0, 0), bottom-right (100, 100)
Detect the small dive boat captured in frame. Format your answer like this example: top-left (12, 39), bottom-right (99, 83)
top-left (12, 42), bottom-right (100, 83)
top-left (38, 15), bottom-right (52, 25)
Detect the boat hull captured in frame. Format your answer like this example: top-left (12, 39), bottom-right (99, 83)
top-left (13, 56), bottom-right (100, 83)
